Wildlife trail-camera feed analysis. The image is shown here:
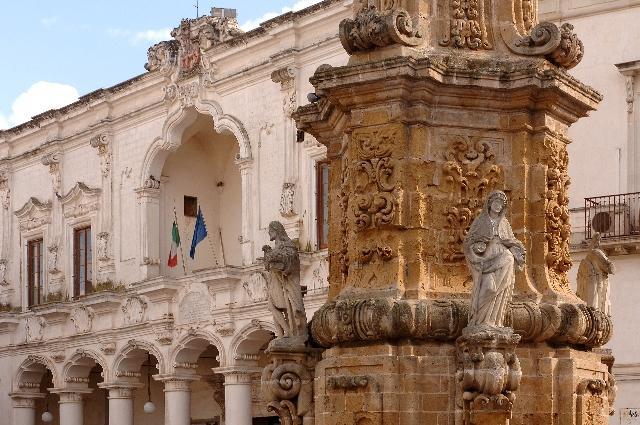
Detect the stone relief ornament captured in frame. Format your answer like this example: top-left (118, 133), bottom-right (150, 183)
top-left (15, 198), bottom-right (52, 232)
top-left (41, 152), bottom-right (62, 195)
top-left (122, 296), bottom-right (148, 325)
top-left (339, 5), bottom-right (422, 54)
top-left (25, 316), bottom-right (46, 343)
top-left (440, 0), bottom-right (493, 50)
top-left (60, 182), bottom-right (101, 220)
top-left (441, 136), bottom-right (503, 262)
top-left (47, 244), bottom-right (60, 274)
top-left (544, 139), bottom-right (573, 284)
top-left (197, 11), bottom-right (243, 50)
top-left (456, 328), bottom-right (522, 423)
top-left (173, 19), bottom-right (201, 77)
top-left (577, 233), bottom-right (615, 316)
top-left (97, 232), bottom-right (110, 261)
top-left (279, 183), bottom-right (296, 218)
top-left (145, 40), bottom-right (179, 73)
top-left (0, 172), bottom-right (10, 210)
top-left (0, 259), bottom-right (8, 286)
top-left (70, 306), bottom-right (94, 334)
top-left (262, 221), bottom-right (308, 345)
top-left (243, 272), bottom-right (268, 303)
top-left (352, 128), bottom-right (397, 232)
top-left (463, 191), bottom-right (525, 328)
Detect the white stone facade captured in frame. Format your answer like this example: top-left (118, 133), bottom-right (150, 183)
top-left (0, 0), bottom-right (638, 424)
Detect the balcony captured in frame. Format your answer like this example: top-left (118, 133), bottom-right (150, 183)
top-left (577, 192), bottom-right (640, 255)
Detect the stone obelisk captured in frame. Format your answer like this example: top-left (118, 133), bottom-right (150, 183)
top-left (294, 1), bottom-right (615, 424)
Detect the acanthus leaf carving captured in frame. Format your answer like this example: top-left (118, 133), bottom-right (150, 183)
top-left (279, 183), bottom-right (296, 218)
top-left (339, 6), bottom-right (422, 55)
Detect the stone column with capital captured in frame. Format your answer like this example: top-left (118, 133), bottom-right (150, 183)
top-left (136, 177), bottom-right (161, 279)
top-left (217, 367), bottom-right (257, 425)
top-left (98, 383), bottom-right (142, 425)
top-left (55, 391), bottom-right (88, 425)
top-left (10, 393), bottom-right (44, 425)
top-left (294, 0), bottom-right (613, 424)
top-left (160, 377), bottom-right (196, 425)
top-left (235, 157), bottom-right (254, 266)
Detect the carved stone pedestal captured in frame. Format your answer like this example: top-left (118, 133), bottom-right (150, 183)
top-left (261, 343), bottom-right (321, 425)
top-left (456, 327), bottom-right (522, 425)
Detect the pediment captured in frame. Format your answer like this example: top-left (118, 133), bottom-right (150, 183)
top-left (15, 198), bottom-right (52, 231)
top-left (61, 182), bottom-right (101, 219)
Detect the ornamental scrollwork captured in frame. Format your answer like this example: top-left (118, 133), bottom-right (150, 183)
top-left (441, 136), bottom-right (503, 262)
top-left (440, 0), bottom-right (493, 50)
top-left (508, 22), bottom-right (584, 69)
top-left (544, 139), bottom-right (572, 280)
top-left (351, 129), bottom-right (398, 232)
top-left (339, 6), bottom-right (421, 55)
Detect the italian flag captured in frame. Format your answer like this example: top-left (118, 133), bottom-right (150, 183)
top-left (167, 220), bottom-right (180, 268)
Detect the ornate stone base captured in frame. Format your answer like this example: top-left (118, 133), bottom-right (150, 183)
top-left (262, 344), bottom-right (322, 425)
top-left (313, 341), bottom-right (612, 425)
top-left (456, 326), bottom-right (522, 425)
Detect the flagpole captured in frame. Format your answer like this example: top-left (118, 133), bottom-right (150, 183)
top-left (173, 204), bottom-right (187, 276)
top-left (218, 227), bottom-right (227, 267)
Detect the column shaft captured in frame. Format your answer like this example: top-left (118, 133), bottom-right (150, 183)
top-left (164, 380), bottom-right (191, 425)
top-left (224, 372), bottom-right (253, 425)
top-left (11, 396), bottom-right (38, 425)
top-left (107, 388), bottom-right (135, 425)
top-left (58, 392), bottom-right (84, 425)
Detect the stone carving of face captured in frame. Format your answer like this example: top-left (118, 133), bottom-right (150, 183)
top-left (269, 226), bottom-right (277, 241)
top-left (490, 199), bottom-right (504, 214)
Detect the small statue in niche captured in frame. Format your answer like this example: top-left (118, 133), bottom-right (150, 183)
top-left (577, 233), bottom-right (615, 315)
top-left (463, 191), bottom-right (526, 328)
top-left (262, 221), bottom-right (308, 345)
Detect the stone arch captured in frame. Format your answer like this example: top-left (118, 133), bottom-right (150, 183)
top-left (140, 99), bottom-right (252, 187)
top-left (171, 330), bottom-right (227, 369)
top-left (231, 320), bottom-right (277, 362)
top-left (15, 355), bottom-right (60, 391)
top-left (112, 339), bottom-right (166, 380)
top-left (63, 349), bottom-right (108, 384)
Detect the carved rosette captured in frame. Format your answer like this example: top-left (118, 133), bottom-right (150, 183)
top-left (310, 298), bottom-right (612, 349)
top-left (440, 0), bottom-right (493, 50)
top-left (441, 136), bottom-right (503, 262)
top-left (339, 6), bottom-right (422, 54)
top-left (456, 328), bottom-right (522, 423)
top-left (543, 139), bottom-right (573, 291)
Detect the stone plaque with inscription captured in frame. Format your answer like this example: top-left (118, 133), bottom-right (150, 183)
top-left (179, 292), bottom-right (210, 324)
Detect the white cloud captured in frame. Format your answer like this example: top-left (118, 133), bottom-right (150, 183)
top-left (40, 16), bottom-right (59, 28)
top-left (0, 82), bottom-right (79, 130)
top-left (108, 27), bottom-right (171, 46)
top-left (132, 28), bottom-right (172, 45)
top-left (240, 0), bottom-right (323, 31)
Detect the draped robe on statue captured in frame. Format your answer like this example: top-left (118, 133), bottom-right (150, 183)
top-left (463, 193), bottom-right (525, 328)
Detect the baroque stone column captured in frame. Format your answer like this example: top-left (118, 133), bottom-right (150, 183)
top-left (294, 1), bottom-right (613, 424)
top-left (10, 393), bottom-right (44, 425)
top-left (136, 177), bottom-right (161, 279)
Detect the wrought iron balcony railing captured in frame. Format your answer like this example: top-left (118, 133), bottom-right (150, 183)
top-left (584, 192), bottom-right (640, 240)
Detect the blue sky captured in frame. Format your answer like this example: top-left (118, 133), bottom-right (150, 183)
top-left (0, 0), bottom-right (322, 130)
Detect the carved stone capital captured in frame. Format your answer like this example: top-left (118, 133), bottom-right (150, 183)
top-left (456, 327), bottom-right (522, 424)
top-left (271, 66), bottom-right (296, 91)
top-left (310, 298), bottom-right (612, 349)
top-left (340, 6), bottom-right (422, 55)
top-left (10, 393), bottom-right (44, 408)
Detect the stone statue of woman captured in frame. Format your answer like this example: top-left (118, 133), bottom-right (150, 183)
top-left (576, 233), bottom-right (615, 315)
top-left (262, 221), bottom-right (308, 345)
top-left (463, 191), bottom-right (526, 328)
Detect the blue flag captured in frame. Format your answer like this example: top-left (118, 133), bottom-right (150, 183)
top-left (189, 206), bottom-right (208, 259)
